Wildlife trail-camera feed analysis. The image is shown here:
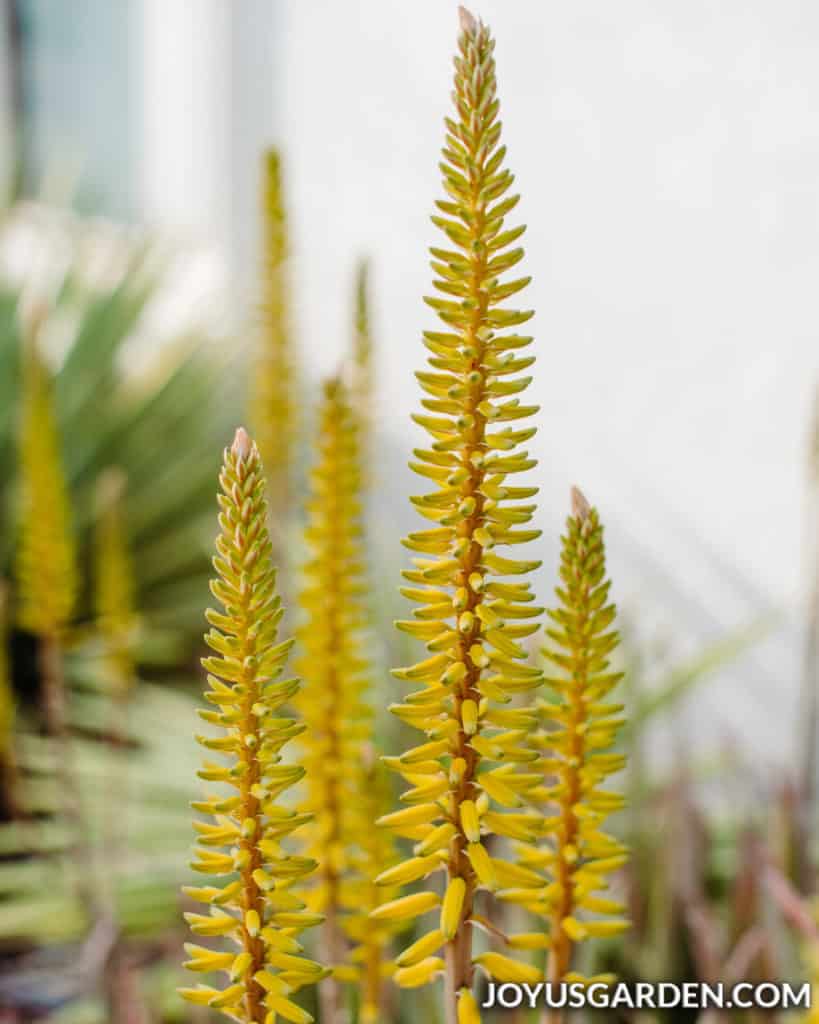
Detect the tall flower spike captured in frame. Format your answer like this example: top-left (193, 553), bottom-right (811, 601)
top-left (251, 148), bottom-right (298, 536)
top-left (374, 9), bottom-right (545, 1021)
top-left (534, 488), bottom-right (629, 1022)
top-left (180, 428), bottom-right (325, 1024)
top-left (16, 345), bottom-right (77, 638)
top-left (295, 379), bottom-right (380, 1022)
top-left (351, 260), bottom-right (374, 442)
top-left (15, 342), bottom-right (90, 893)
top-left (95, 469), bottom-right (137, 697)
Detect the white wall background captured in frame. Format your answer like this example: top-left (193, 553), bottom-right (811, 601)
top-left (278, 0), bottom-right (819, 616)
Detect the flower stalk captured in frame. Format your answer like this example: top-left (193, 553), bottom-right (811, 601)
top-left (374, 9), bottom-right (546, 1022)
top-left (251, 148), bottom-right (298, 551)
top-left (351, 260), bottom-right (374, 449)
top-left (15, 341), bottom-right (90, 901)
top-left (536, 488), bottom-right (629, 1024)
top-left (295, 378), bottom-right (382, 1023)
top-left (180, 428), bottom-right (325, 1024)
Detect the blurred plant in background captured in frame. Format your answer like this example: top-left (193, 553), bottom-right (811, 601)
top-left (0, 194), bottom-right (244, 1022)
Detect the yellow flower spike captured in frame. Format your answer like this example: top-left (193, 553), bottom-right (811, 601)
top-left (94, 469), bottom-right (138, 698)
top-left (538, 488), bottom-right (629, 993)
top-left (251, 148), bottom-right (298, 538)
top-left (15, 339), bottom-right (93, 904)
top-left (376, 8), bottom-right (545, 1015)
top-left (351, 259), bottom-right (374, 453)
top-left (294, 379), bottom-right (402, 1022)
top-left (16, 343), bottom-right (77, 639)
top-left (182, 428), bottom-right (319, 1024)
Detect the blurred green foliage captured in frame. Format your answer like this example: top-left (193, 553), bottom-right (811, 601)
top-left (0, 205), bottom-right (244, 669)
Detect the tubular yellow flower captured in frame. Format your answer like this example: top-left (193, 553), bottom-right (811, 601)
top-left (295, 379), bottom-right (395, 1022)
top-left (16, 346), bottom-right (76, 638)
top-left (458, 988), bottom-right (481, 1024)
top-left (536, 487), bottom-right (629, 1019)
top-left (376, 8), bottom-right (545, 1020)
top-left (251, 148), bottom-right (298, 529)
top-left (181, 428), bottom-right (322, 1023)
top-left (95, 469), bottom-right (137, 697)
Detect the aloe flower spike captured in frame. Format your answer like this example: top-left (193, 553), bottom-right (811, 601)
top-left (181, 427), bottom-right (325, 1024)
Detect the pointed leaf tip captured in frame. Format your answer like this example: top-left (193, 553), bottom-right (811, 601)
top-left (458, 6), bottom-right (478, 35)
top-left (232, 427), bottom-right (252, 459)
top-left (570, 485), bottom-right (591, 521)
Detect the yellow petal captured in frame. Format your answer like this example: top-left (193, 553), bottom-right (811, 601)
top-left (377, 803), bottom-right (442, 830)
top-left (370, 891), bottom-right (440, 922)
top-left (466, 843), bottom-right (496, 890)
top-left (266, 995), bottom-right (315, 1024)
top-left (397, 929), bottom-right (446, 967)
top-left (458, 988), bottom-right (481, 1024)
top-left (441, 877), bottom-right (467, 940)
top-left (394, 956), bottom-right (445, 988)
top-left (375, 855), bottom-right (442, 887)
top-left (460, 800), bottom-right (480, 842)
top-left (473, 952), bottom-right (542, 984)
top-left (461, 699), bottom-right (479, 735)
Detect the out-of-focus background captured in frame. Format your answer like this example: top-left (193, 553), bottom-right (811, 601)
top-left (0, 1), bottom-right (817, 1022)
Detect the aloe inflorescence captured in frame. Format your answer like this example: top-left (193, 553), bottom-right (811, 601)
top-left (374, 8), bottom-right (546, 1020)
top-left (16, 339), bottom-right (90, 886)
top-left (351, 260), bottom-right (374, 442)
top-left (181, 428), bottom-right (325, 1024)
top-left (295, 378), bottom-right (394, 1021)
top-left (16, 344), bottom-right (77, 644)
top-left (251, 149), bottom-right (298, 535)
top-left (536, 488), bottom-right (629, 1015)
